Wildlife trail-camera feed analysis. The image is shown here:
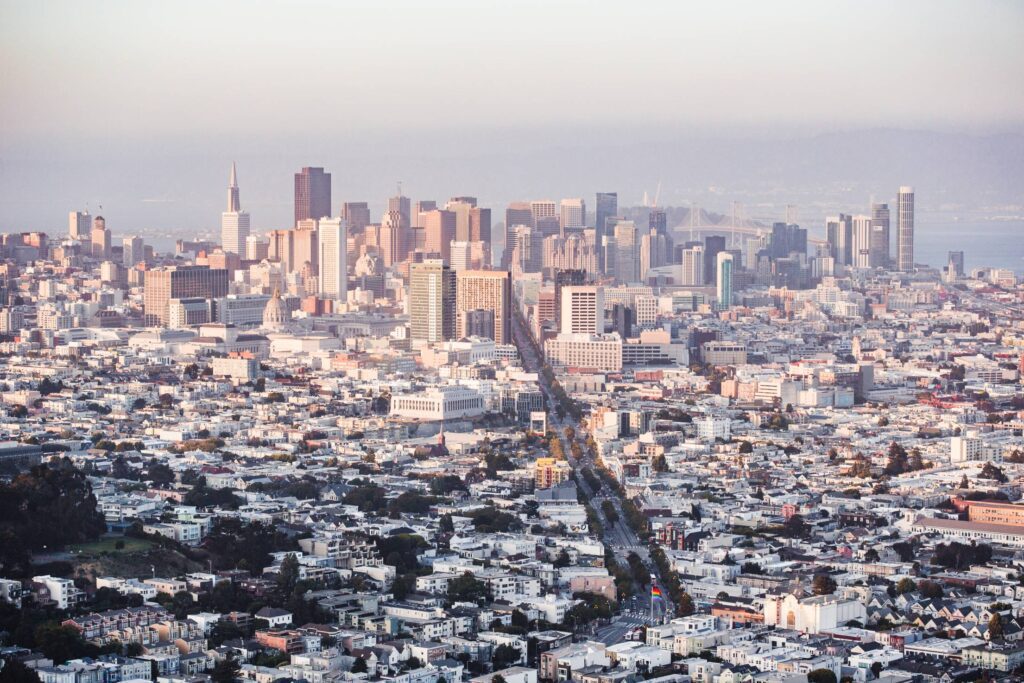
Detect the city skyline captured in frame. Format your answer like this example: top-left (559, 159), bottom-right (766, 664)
top-left (2, 4), bottom-right (1024, 682)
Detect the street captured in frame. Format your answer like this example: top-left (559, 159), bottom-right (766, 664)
top-left (512, 304), bottom-right (675, 639)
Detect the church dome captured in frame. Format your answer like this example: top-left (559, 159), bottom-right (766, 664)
top-left (262, 288), bottom-right (288, 328)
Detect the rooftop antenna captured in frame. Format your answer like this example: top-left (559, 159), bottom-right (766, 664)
top-left (652, 180), bottom-right (662, 209)
top-left (397, 181), bottom-right (403, 197)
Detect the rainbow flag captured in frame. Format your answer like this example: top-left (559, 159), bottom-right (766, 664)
top-left (651, 584), bottom-right (663, 600)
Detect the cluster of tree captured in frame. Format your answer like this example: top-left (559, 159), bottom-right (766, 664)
top-left (583, 504), bottom-right (604, 538)
top-left (601, 500), bottom-right (619, 523)
top-left (342, 480), bottom-right (388, 513)
top-left (650, 546), bottom-right (695, 616)
top-left (932, 541), bottom-right (992, 570)
top-left (620, 499), bottom-right (649, 539)
top-left (37, 378), bottom-right (65, 395)
top-left (484, 451), bottom-right (515, 478)
top-left (167, 437), bottom-right (225, 454)
top-left (247, 476), bottom-right (321, 501)
top-left (781, 514), bottom-right (809, 539)
top-left (883, 442), bottom-right (926, 476)
top-left (762, 412), bottom-right (789, 431)
top-left (655, 407), bottom-right (692, 423)
top-left (0, 460), bottom-right (107, 576)
top-left (386, 491), bottom-right (447, 518)
top-left (182, 479), bottom-right (243, 509)
top-left (1005, 449), bottom-right (1024, 464)
top-left (581, 468), bottom-right (602, 493)
top-left (428, 475), bottom-right (468, 496)
top-left (811, 574), bottom-right (837, 595)
top-left (201, 518), bottom-right (299, 572)
top-left (563, 592), bottom-right (616, 628)
top-left (464, 506), bottom-right (522, 533)
top-left (447, 572), bottom-right (491, 605)
top-left (978, 462), bottom-right (1009, 483)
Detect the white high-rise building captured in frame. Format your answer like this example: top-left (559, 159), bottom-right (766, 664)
top-left (318, 217), bottom-right (348, 301)
top-left (613, 220), bottom-right (639, 284)
top-left (69, 211), bottom-right (91, 240)
top-left (851, 215), bottom-right (873, 269)
top-left (122, 236), bottom-right (145, 268)
top-left (680, 245), bottom-right (705, 286)
top-left (897, 186), bottom-right (914, 272)
top-left (559, 198), bottom-right (586, 234)
top-left (560, 285), bottom-right (604, 335)
top-left (530, 200), bottom-right (557, 228)
top-left (246, 235), bottom-right (269, 261)
top-left (221, 163), bottom-right (250, 257)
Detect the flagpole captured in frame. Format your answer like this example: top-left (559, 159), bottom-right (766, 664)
top-left (650, 574), bottom-right (655, 625)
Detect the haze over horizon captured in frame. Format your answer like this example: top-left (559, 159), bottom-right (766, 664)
top-left (2, 1), bottom-right (1024, 239)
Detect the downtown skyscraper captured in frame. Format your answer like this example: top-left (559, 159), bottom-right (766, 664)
top-left (409, 259), bottom-right (456, 343)
top-left (318, 217), bottom-right (348, 301)
top-left (897, 186), bottom-right (915, 272)
top-left (221, 163), bottom-right (250, 257)
top-left (294, 167), bottom-right (332, 226)
top-left (595, 192), bottom-right (617, 273)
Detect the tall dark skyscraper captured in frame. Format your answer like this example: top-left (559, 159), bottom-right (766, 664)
top-left (870, 202), bottom-right (890, 267)
top-left (595, 192), bottom-right (617, 273)
top-left (704, 235), bottom-right (726, 285)
top-left (770, 222), bottom-right (790, 258)
top-left (769, 222), bottom-right (807, 259)
top-left (294, 167), bottom-right (332, 226)
top-left (947, 250), bottom-right (965, 276)
top-left (649, 208), bottom-right (667, 235)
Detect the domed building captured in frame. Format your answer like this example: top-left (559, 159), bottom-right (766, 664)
top-left (262, 288), bottom-right (289, 330)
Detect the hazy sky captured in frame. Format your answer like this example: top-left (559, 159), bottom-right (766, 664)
top-left (1, 0), bottom-right (1023, 247)
top-left (3, 0), bottom-right (1023, 140)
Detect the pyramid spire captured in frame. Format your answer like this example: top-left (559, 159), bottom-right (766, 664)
top-left (227, 162), bottom-right (241, 212)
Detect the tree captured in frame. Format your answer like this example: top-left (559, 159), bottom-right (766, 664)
top-left (276, 554), bottom-right (300, 596)
top-left (863, 548), bottom-right (880, 563)
top-left (492, 644), bottom-right (520, 670)
top-left (33, 624), bottom-right (93, 665)
top-left (989, 613), bottom-right (1004, 641)
top-left (979, 463), bottom-right (1008, 483)
top-left (907, 448), bottom-right (924, 472)
top-left (895, 578), bottom-right (916, 595)
top-left (783, 514), bottom-right (808, 539)
top-left (678, 591), bottom-right (695, 617)
top-left (210, 655), bottom-right (241, 683)
top-left (146, 462), bottom-right (175, 486)
top-left (171, 591), bottom-right (195, 619)
top-left (738, 441), bottom-right (753, 454)
top-left (884, 442), bottom-right (909, 476)
top-left (0, 655), bottom-right (42, 683)
top-left (447, 572), bottom-right (490, 604)
top-left (0, 461), bottom-right (107, 576)
top-left (350, 658), bottom-right (368, 674)
top-left (917, 580), bottom-right (943, 599)
top-left (438, 514), bottom-right (455, 534)
top-left (812, 574), bottom-right (837, 596)
top-left (807, 670), bottom-right (837, 683)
